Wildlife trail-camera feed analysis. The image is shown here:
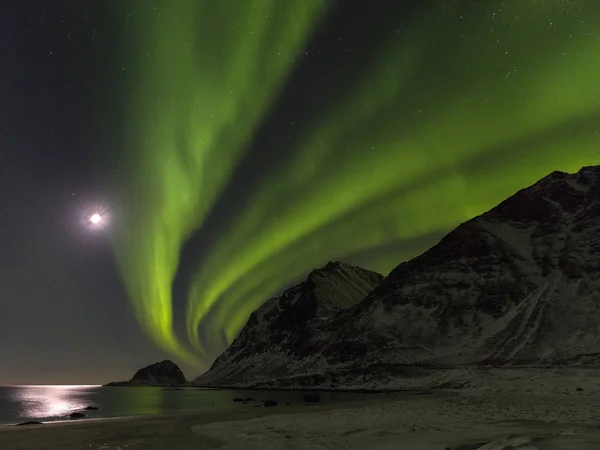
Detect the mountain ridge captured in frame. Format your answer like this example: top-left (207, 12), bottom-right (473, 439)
top-left (196, 165), bottom-right (600, 389)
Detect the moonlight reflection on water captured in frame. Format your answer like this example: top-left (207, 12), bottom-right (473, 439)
top-left (10, 385), bottom-right (97, 419)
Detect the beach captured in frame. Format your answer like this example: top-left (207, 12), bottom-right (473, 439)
top-left (0, 393), bottom-right (408, 450)
top-left (5, 368), bottom-right (600, 449)
top-left (2, 390), bottom-right (600, 449)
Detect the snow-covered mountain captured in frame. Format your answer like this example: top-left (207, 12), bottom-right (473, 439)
top-left (194, 261), bottom-right (383, 386)
top-left (196, 165), bottom-right (600, 389)
top-left (321, 166), bottom-right (600, 368)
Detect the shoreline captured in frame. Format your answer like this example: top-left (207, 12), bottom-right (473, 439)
top-left (193, 385), bottom-right (408, 393)
top-left (0, 387), bottom-right (426, 428)
top-left (0, 391), bottom-right (424, 450)
top-left (0, 414), bottom-right (138, 429)
top-left (3, 376), bottom-right (600, 450)
top-left (0, 390), bottom-right (413, 429)
top-left (103, 383), bottom-right (403, 393)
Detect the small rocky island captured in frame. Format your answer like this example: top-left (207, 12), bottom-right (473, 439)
top-left (105, 360), bottom-right (188, 386)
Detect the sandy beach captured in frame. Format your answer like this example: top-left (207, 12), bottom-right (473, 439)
top-left (5, 368), bottom-right (600, 450)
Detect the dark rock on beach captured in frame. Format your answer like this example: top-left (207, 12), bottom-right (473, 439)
top-left (15, 421), bottom-right (43, 426)
top-left (303, 393), bottom-right (321, 403)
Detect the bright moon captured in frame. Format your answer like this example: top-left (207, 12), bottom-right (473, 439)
top-left (90, 214), bottom-right (102, 224)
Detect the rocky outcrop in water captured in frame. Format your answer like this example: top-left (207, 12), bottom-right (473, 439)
top-left (106, 360), bottom-right (187, 386)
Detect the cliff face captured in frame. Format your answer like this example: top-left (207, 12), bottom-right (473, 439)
top-left (197, 166), bottom-right (600, 389)
top-left (194, 262), bottom-right (383, 386)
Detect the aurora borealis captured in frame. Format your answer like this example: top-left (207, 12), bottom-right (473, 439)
top-left (111, 0), bottom-right (600, 368)
top-left (112, 0), bottom-right (327, 360)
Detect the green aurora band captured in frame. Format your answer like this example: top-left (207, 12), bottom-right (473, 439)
top-left (113, 0), bottom-right (327, 361)
top-left (187, 0), bottom-right (600, 356)
top-left (115, 1), bottom-right (600, 367)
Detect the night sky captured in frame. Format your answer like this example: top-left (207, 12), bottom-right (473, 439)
top-left (1, 0), bottom-right (599, 385)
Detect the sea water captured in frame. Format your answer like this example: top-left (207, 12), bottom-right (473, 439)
top-left (0, 385), bottom-right (374, 425)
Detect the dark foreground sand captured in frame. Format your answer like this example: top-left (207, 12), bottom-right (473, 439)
top-left (0, 393), bottom-right (407, 450)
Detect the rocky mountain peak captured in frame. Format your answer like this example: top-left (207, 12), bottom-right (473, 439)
top-left (195, 261), bottom-right (383, 386)
top-left (483, 165), bottom-right (600, 226)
